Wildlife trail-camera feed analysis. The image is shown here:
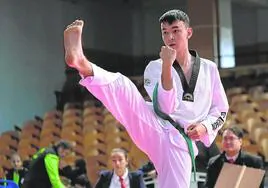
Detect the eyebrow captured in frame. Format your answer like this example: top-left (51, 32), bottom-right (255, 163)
top-left (161, 26), bottom-right (181, 31)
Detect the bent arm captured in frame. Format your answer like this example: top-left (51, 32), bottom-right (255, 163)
top-left (200, 66), bottom-right (229, 147)
top-left (44, 154), bottom-right (65, 188)
top-left (144, 61), bottom-right (178, 114)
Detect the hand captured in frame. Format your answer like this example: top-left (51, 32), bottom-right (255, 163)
top-left (186, 123), bottom-right (207, 140)
top-left (147, 170), bottom-right (157, 178)
top-left (159, 46), bottom-right (176, 67)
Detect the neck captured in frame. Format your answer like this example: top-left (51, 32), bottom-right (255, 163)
top-left (115, 169), bottom-right (126, 177)
top-left (225, 151), bottom-right (239, 158)
top-left (176, 50), bottom-right (191, 69)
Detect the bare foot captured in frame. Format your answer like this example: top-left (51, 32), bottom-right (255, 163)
top-left (64, 20), bottom-right (92, 76)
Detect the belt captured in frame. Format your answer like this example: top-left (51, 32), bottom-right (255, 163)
top-left (152, 82), bottom-right (196, 181)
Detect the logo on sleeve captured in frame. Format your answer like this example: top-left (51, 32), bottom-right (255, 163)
top-left (212, 117), bottom-right (224, 130)
top-left (144, 78), bottom-right (151, 86)
top-left (221, 112), bottom-right (226, 119)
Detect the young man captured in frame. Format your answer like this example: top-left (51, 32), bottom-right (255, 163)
top-left (95, 148), bottom-right (145, 188)
top-left (22, 140), bottom-right (72, 188)
top-left (63, 9), bottom-right (229, 188)
top-left (205, 126), bottom-right (264, 188)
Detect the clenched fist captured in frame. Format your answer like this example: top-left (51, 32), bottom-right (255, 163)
top-left (159, 46), bottom-right (177, 67)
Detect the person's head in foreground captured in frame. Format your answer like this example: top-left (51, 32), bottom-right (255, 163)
top-left (159, 9), bottom-right (193, 53)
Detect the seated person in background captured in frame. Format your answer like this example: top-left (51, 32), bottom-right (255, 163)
top-left (195, 140), bottom-right (220, 188)
top-left (195, 140), bottom-right (220, 173)
top-left (60, 158), bottom-right (92, 188)
top-left (139, 161), bottom-right (157, 188)
top-left (205, 126), bottom-right (264, 188)
top-left (22, 140), bottom-right (72, 188)
top-left (5, 153), bottom-right (28, 187)
top-left (139, 161), bottom-right (156, 178)
top-left (95, 148), bottom-right (145, 188)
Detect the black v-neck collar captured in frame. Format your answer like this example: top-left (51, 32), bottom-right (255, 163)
top-left (172, 50), bottom-right (200, 102)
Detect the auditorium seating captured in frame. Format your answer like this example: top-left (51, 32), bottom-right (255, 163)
top-left (1, 66), bottom-right (268, 185)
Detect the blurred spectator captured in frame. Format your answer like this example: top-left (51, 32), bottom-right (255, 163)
top-left (195, 141), bottom-right (220, 173)
top-left (22, 140), bottom-right (72, 188)
top-left (5, 153), bottom-right (28, 187)
top-left (195, 140), bottom-right (220, 188)
top-left (95, 148), bottom-right (145, 188)
top-left (139, 161), bottom-right (156, 188)
top-left (60, 158), bottom-right (92, 188)
top-left (205, 126), bottom-right (264, 188)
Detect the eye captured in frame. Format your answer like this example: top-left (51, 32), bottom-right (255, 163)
top-left (162, 31), bottom-right (168, 35)
top-left (173, 29), bottom-right (180, 33)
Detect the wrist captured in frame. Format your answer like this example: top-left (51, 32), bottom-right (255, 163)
top-left (162, 60), bottom-right (173, 67)
top-left (162, 63), bottom-right (172, 75)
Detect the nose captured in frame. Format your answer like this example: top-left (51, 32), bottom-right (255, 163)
top-left (115, 160), bottom-right (120, 165)
top-left (167, 33), bottom-right (175, 40)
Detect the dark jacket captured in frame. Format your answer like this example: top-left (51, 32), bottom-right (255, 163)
top-left (22, 147), bottom-right (63, 188)
top-left (95, 170), bottom-right (145, 188)
top-left (195, 141), bottom-right (220, 173)
top-left (139, 161), bottom-right (156, 188)
top-left (205, 151), bottom-right (264, 188)
top-left (5, 168), bottom-right (28, 187)
top-left (139, 161), bottom-right (155, 175)
top-left (60, 160), bottom-right (92, 188)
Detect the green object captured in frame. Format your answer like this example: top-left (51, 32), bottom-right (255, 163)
top-left (13, 171), bottom-right (19, 185)
top-left (44, 154), bottom-right (65, 188)
top-left (32, 148), bottom-right (46, 160)
top-left (152, 82), bottom-right (196, 181)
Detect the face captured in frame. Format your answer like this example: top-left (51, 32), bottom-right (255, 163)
top-left (110, 151), bottom-right (128, 176)
top-left (222, 130), bottom-right (242, 155)
top-left (11, 155), bottom-right (22, 170)
top-left (57, 147), bottom-right (71, 158)
top-left (161, 20), bottom-right (192, 52)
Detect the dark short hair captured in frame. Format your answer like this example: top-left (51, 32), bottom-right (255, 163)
top-left (55, 140), bottom-right (73, 150)
top-left (223, 126), bottom-right (244, 139)
top-left (159, 9), bottom-right (190, 27)
top-left (75, 158), bottom-right (86, 168)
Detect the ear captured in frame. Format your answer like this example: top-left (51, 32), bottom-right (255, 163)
top-left (187, 27), bottom-right (193, 39)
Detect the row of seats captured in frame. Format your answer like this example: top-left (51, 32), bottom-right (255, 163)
top-left (1, 79), bottom-right (268, 182)
top-left (0, 101), bottom-right (149, 183)
top-left (217, 85), bottom-right (268, 162)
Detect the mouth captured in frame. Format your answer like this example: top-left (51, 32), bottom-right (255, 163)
top-left (169, 44), bottom-right (176, 48)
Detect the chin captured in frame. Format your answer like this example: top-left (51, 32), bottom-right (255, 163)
top-left (169, 45), bottom-right (176, 49)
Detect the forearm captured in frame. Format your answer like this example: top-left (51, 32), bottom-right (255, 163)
top-left (157, 63), bottom-right (178, 114)
top-left (161, 63), bottom-right (173, 90)
top-left (44, 155), bottom-right (65, 188)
